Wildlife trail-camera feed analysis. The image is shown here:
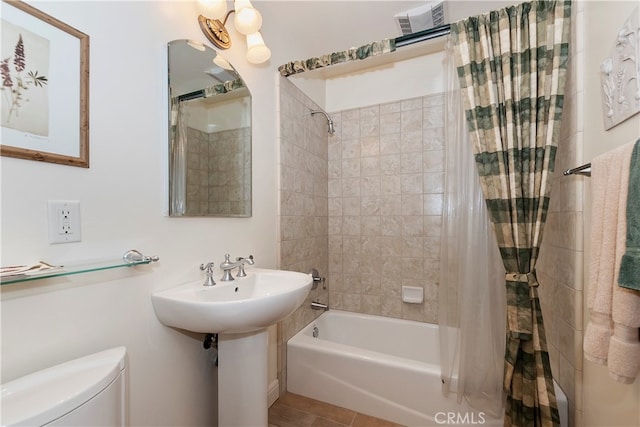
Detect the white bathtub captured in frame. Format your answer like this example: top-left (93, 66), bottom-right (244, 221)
top-left (287, 310), bottom-right (567, 427)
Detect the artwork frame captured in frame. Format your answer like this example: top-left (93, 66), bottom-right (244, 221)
top-left (1, 0), bottom-right (89, 168)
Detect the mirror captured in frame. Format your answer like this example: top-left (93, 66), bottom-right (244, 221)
top-left (167, 40), bottom-right (251, 217)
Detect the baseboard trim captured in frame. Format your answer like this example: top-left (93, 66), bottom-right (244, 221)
top-left (268, 379), bottom-right (280, 407)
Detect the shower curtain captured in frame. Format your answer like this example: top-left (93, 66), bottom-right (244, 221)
top-left (439, 38), bottom-right (506, 418)
top-left (170, 100), bottom-right (187, 216)
top-left (450, 1), bottom-right (571, 426)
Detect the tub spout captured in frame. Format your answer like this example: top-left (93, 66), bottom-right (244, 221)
top-left (311, 301), bottom-right (329, 311)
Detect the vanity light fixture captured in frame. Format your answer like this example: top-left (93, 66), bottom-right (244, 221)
top-left (198, 0), bottom-right (271, 64)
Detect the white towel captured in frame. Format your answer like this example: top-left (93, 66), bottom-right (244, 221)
top-left (583, 141), bottom-right (640, 384)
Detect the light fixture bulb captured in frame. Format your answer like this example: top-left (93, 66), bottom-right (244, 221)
top-left (233, 0), bottom-right (252, 11)
top-left (233, 0), bottom-right (262, 35)
top-left (245, 31), bottom-right (271, 64)
top-left (198, 0), bottom-right (227, 18)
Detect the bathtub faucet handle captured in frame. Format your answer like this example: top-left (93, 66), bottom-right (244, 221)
top-left (309, 268), bottom-right (326, 290)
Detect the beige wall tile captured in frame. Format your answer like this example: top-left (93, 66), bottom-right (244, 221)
top-left (361, 177), bottom-right (381, 196)
top-left (380, 133), bottom-right (401, 154)
top-left (402, 174), bottom-right (424, 194)
top-left (361, 115), bottom-right (380, 138)
top-left (401, 97), bottom-right (422, 111)
top-left (314, 99), bottom-right (446, 325)
top-left (381, 175), bottom-right (401, 195)
top-left (380, 112), bottom-right (401, 135)
top-left (400, 152), bottom-right (423, 173)
top-left (278, 77), bottom-right (330, 393)
top-left (380, 153), bottom-right (401, 175)
top-left (361, 156), bottom-right (380, 176)
top-left (380, 101), bottom-right (401, 114)
top-left (401, 109), bottom-right (423, 133)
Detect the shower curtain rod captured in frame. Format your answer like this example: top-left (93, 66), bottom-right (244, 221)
top-left (394, 23), bottom-right (451, 48)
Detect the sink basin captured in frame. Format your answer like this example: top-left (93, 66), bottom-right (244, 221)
top-left (152, 267), bottom-right (313, 425)
top-left (151, 268), bottom-right (312, 334)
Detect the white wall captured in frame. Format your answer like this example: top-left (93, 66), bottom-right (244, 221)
top-left (0, 1), bottom-right (280, 425)
top-left (326, 50), bottom-right (445, 111)
top-left (581, 2), bottom-right (640, 426)
top-left (188, 96), bottom-right (251, 133)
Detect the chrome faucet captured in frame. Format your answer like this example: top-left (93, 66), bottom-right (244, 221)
top-left (199, 262), bottom-right (216, 286)
top-left (219, 254), bottom-right (254, 281)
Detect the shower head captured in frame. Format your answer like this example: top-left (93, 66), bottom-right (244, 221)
top-left (310, 109), bottom-right (335, 136)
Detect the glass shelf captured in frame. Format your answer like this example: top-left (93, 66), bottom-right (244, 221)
top-left (1, 251), bottom-right (158, 285)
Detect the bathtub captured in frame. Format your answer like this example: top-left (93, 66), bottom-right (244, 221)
top-left (287, 310), bottom-right (567, 427)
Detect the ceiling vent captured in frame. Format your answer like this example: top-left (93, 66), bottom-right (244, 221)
top-left (395, 2), bottom-right (447, 36)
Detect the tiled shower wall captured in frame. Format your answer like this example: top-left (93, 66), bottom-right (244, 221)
top-left (277, 76), bottom-right (329, 393)
top-left (537, 4), bottom-right (583, 426)
top-left (185, 126), bottom-right (251, 216)
top-left (327, 94), bottom-right (445, 323)
top-left (277, 74), bottom-right (447, 392)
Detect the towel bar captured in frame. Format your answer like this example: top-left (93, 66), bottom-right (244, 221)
top-left (563, 163), bottom-right (591, 176)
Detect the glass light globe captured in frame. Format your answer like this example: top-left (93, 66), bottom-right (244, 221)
top-left (198, 0), bottom-right (227, 18)
top-left (234, 6), bottom-right (262, 35)
top-left (233, 0), bottom-right (252, 12)
top-left (246, 32), bottom-right (271, 64)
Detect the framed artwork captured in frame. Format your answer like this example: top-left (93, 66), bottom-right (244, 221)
top-left (1, 0), bottom-right (89, 167)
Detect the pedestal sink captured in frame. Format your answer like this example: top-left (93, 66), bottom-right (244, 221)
top-left (151, 268), bottom-right (312, 426)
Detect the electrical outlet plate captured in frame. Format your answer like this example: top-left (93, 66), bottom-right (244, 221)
top-left (48, 200), bottom-right (81, 244)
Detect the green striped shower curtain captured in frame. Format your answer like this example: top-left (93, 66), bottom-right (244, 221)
top-left (451, 1), bottom-right (571, 426)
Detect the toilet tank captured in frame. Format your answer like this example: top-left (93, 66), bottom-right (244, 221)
top-left (1, 347), bottom-right (127, 427)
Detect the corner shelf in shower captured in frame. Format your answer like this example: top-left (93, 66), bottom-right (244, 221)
top-left (0, 250), bottom-right (159, 285)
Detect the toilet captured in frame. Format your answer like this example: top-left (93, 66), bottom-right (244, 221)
top-left (1, 347), bottom-right (127, 426)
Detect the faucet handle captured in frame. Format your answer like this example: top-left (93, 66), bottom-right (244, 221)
top-left (200, 262), bottom-right (215, 273)
top-left (235, 255), bottom-right (254, 277)
top-left (199, 262), bottom-right (216, 286)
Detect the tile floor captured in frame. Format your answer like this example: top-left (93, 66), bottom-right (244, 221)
top-left (268, 392), bottom-right (404, 427)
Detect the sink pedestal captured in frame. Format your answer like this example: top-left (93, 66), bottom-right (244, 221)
top-left (151, 268), bottom-right (313, 425)
top-left (218, 329), bottom-right (268, 426)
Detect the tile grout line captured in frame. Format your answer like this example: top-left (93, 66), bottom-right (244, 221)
top-left (347, 412), bottom-right (357, 426)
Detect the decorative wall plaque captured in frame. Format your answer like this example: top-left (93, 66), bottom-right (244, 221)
top-left (600, 7), bottom-right (640, 130)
